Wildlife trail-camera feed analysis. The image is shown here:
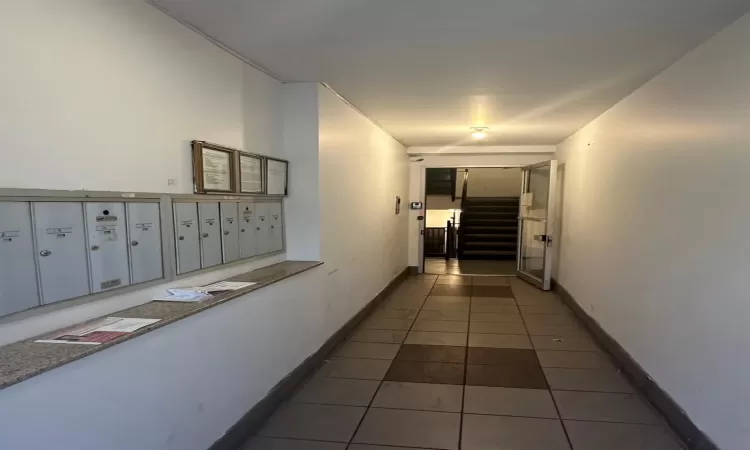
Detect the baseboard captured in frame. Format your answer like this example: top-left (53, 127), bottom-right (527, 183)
top-left (408, 265), bottom-right (419, 275)
top-left (553, 280), bottom-right (719, 450)
top-left (209, 267), bottom-right (411, 450)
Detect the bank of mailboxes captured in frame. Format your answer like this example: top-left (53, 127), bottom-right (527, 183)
top-left (0, 201), bottom-right (164, 317)
top-left (174, 201), bottom-right (283, 275)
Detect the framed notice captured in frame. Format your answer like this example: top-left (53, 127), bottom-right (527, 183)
top-left (192, 141), bottom-right (237, 194)
top-left (266, 158), bottom-right (289, 196)
top-left (239, 153), bottom-right (264, 194)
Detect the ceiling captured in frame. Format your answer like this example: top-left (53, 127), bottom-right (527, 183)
top-left (153, 0), bottom-right (749, 147)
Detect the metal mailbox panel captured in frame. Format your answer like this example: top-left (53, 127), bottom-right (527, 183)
top-left (0, 202), bottom-right (40, 316)
top-left (268, 202), bottom-right (283, 253)
top-left (198, 202), bottom-right (222, 268)
top-left (220, 202), bottom-right (240, 263)
top-left (85, 202), bottom-right (131, 293)
top-left (127, 202), bottom-right (163, 284)
top-left (33, 202), bottom-right (90, 304)
top-left (238, 202), bottom-right (257, 259)
top-left (254, 203), bottom-right (270, 254)
top-left (174, 202), bottom-right (200, 274)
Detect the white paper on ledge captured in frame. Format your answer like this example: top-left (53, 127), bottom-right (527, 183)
top-left (200, 281), bottom-right (256, 292)
top-left (153, 290), bottom-right (213, 302)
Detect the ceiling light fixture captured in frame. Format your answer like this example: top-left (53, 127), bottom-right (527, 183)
top-left (471, 127), bottom-right (489, 140)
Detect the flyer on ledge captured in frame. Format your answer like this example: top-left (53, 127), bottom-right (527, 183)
top-left (35, 317), bottom-right (161, 345)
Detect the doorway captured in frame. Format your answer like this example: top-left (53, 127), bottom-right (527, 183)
top-left (422, 167), bottom-right (522, 276)
top-left (419, 161), bottom-right (559, 290)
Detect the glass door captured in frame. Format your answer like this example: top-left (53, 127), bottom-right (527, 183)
top-left (516, 161), bottom-right (558, 290)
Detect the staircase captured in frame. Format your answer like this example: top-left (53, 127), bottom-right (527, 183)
top-left (458, 197), bottom-right (519, 260)
top-left (425, 168), bottom-right (457, 197)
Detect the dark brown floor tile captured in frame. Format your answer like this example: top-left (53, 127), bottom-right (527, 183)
top-left (396, 344), bottom-right (466, 363)
top-left (466, 363), bottom-right (548, 389)
top-left (467, 347), bottom-right (540, 366)
top-left (472, 285), bottom-right (515, 298)
top-left (430, 284), bottom-right (473, 297)
top-left (385, 360), bottom-right (465, 385)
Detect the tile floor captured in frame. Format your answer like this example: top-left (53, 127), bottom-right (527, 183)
top-left (245, 274), bottom-right (685, 450)
top-left (425, 258), bottom-right (517, 276)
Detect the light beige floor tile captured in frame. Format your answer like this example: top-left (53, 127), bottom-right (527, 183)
top-left (543, 367), bottom-right (634, 393)
top-left (412, 320), bottom-right (469, 333)
top-left (349, 329), bottom-right (408, 344)
top-left (418, 309), bottom-right (470, 321)
top-left (470, 312), bottom-right (523, 323)
top-left (470, 303), bottom-right (520, 314)
top-left (553, 391), bottom-right (661, 424)
top-left (334, 342), bottom-right (400, 360)
top-left (406, 331), bottom-right (468, 346)
top-left (372, 381), bottom-right (463, 412)
top-left (464, 386), bottom-right (559, 418)
top-left (531, 335), bottom-right (601, 352)
top-left (354, 408), bottom-right (460, 450)
top-left (462, 414), bottom-right (570, 450)
top-left (469, 321), bottom-right (528, 335)
top-left (563, 421), bottom-right (685, 450)
top-left (536, 350), bottom-right (615, 369)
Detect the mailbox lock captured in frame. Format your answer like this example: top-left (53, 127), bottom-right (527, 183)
top-left (241, 229), bottom-right (245, 232)
top-left (271, 225), bottom-right (275, 229)
top-left (131, 241), bottom-right (139, 246)
top-left (256, 227), bottom-right (261, 231)
top-left (39, 250), bottom-right (52, 257)
top-left (179, 236), bottom-right (185, 241)
top-left (90, 245), bottom-right (100, 251)
top-left (202, 233), bottom-right (209, 238)
top-left (223, 231), bottom-right (230, 236)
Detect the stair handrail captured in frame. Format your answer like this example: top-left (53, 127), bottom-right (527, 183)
top-left (449, 169), bottom-right (457, 202)
top-left (445, 220), bottom-right (453, 260)
top-left (460, 169), bottom-right (469, 209)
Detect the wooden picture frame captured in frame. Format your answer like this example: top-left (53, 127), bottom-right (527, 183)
top-left (265, 157), bottom-right (289, 196)
top-left (238, 152), bottom-right (265, 194)
top-left (192, 141), bottom-right (237, 194)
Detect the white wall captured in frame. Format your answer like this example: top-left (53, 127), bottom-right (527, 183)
top-left (426, 195), bottom-right (462, 210)
top-left (282, 83), bottom-right (322, 261)
top-left (0, 0), bottom-right (270, 194)
top-left (317, 85), bottom-right (409, 325)
top-left (466, 167), bottom-right (522, 197)
top-left (408, 152), bottom-right (555, 267)
top-left (556, 12), bottom-right (750, 450)
top-left (0, 2), bottom-right (409, 449)
top-left (425, 210), bottom-right (455, 228)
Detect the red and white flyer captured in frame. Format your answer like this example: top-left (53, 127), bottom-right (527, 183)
top-left (35, 317), bottom-right (161, 345)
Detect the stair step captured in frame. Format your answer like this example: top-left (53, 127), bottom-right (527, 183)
top-left (465, 206), bottom-right (517, 212)
top-left (463, 213), bottom-right (517, 220)
top-left (463, 219), bottom-right (516, 225)
top-left (466, 241), bottom-right (516, 248)
top-left (461, 209), bottom-right (518, 217)
top-left (465, 233), bottom-right (517, 239)
top-left (463, 226), bottom-right (517, 232)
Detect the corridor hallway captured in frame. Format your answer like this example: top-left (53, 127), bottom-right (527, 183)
top-left (246, 275), bottom-right (684, 450)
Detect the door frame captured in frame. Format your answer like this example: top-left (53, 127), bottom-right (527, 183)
top-left (515, 160), bottom-right (558, 290)
top-left (417, 164), bottom-right (528, 275)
